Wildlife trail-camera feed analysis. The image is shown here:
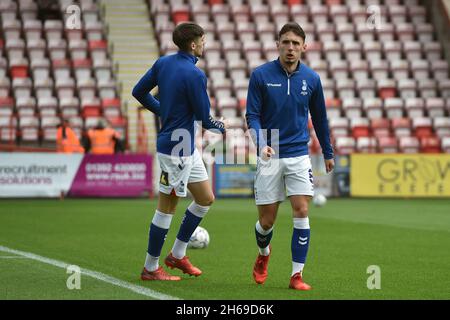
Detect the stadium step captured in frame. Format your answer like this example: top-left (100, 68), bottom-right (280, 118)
top-left (100, 0), bottom-right (157, 153)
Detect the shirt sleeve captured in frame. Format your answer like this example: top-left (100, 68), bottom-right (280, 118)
top-left (309, 76), bottom-right (334, 160)
top-left (185, 72), bottom-right (225, 134)
top-left (245, 71), bottom-right (267, 150)
top-left (132, 62), bottom-right (161, 116)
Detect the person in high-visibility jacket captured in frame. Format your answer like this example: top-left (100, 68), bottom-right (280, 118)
top-left (85, 119), bottom-right (124, 154)
top-left (56, 119), bottom-right (84, 153)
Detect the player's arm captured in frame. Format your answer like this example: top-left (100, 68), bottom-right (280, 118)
top-left (132, 64), bottom-right (161, 116)
top-left (186, 72), bottom-right (226, 134)
top-left (245, 72), bottom-right (273, 158)
top-left (309, 76), bottom-right (334, 172)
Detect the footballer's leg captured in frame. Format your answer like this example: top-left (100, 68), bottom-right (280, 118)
top-left (288, 195), bottom-right (312, 290)
top-left (252, 158), bottom-right (284, 284)
top-left (253, 202), bottom-right (279, 284)
top-left (142, 192), bottom-right (181, 281)
top-left (165, 150), bottom-right (210, 276)
top-left (285, 156), bottom-right (314, 290)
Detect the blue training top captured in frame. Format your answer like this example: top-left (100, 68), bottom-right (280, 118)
top-left (245, 59), bottom-right (334, 160)
top-left (132, 51), bottom-right (225, 156)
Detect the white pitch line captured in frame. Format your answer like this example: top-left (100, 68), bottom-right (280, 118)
top-left (0, 245), bottom-right (180, 300)
top-left (0, 256), bottom-right (29, 259)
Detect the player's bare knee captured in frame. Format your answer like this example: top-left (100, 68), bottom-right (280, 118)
top-left (197, 195), bottom-right (214, 207)
top-left (260, 218), bottom-right (274, 230)
top-left (293, 205), bottom-right (309, 218)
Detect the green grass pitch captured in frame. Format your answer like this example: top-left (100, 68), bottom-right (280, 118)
top-left (0, 198), bottom-right (449, 300)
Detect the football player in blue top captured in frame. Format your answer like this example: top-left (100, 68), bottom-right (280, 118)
top-left (133, 22), bottom-right (227, 281)
top-left (246, 22), bottom-right (335, 290)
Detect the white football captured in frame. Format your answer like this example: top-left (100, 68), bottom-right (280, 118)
top-left (188, 226), bottom-right (210, 249)
top-left (313, 193), bottom-right (327, 207)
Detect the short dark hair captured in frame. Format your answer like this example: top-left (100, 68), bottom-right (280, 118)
top-left (278, 22), bottom-right (306, 42)
top-left (172, 22), bottom-right (205, 52)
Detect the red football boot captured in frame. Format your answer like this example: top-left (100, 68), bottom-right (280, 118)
top-left (289, 272), bottom-right (312, 291)
top-left (252, 246), bottom-right (271, 284)
top-left (164, 252), bottom-right (202, 277)
top-left (140, 266), bottom-right (181, 281)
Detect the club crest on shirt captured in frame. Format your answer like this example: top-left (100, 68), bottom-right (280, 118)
top-left (301, 80), bottom-right (308, 96)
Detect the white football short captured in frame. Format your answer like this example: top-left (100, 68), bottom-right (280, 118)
top-left (254, 155), bottom-right (314, 205)
top-left (157, 148), bottom-right (208, 197)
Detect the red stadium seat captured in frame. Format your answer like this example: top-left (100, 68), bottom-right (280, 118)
top-left (287, 0), bottom-right (303, 6)
top-left (420, 136), bottom-right (441, 153)
top-left (412, 117), bottom-right (433, 139)
top-left (378, 136), bottom-right (398, 153)
top-left (102, 98), bottom-right (122, 118)
top-left (171, 5), bottom-right (190, 24)
top-left (10, 63), bottom-right (29, 78)
top-left (391, 118), bottom-right (412, 137)
top-left (81, 97), bottom-right (102, 118)
top-left (351, 117), bottom-right (370, 138)
top-left (371, 118), bottom-right (391, 138)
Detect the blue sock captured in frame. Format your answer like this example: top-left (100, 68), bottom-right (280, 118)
top-left (146, 210), bottom-right (173, 259)
top-left (291, 228), bottom-right (310, 264)
top-left (147, 223), bottom-right (169, 257)
top-left (176, 209), bottom-right (203, 242)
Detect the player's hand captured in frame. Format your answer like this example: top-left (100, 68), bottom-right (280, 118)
top-left (261, 146), bottom-right (275, 161)
top-left (325, 158), bottom-right (335, 173)
top-left (219, 117), bottom-right (230, 130)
